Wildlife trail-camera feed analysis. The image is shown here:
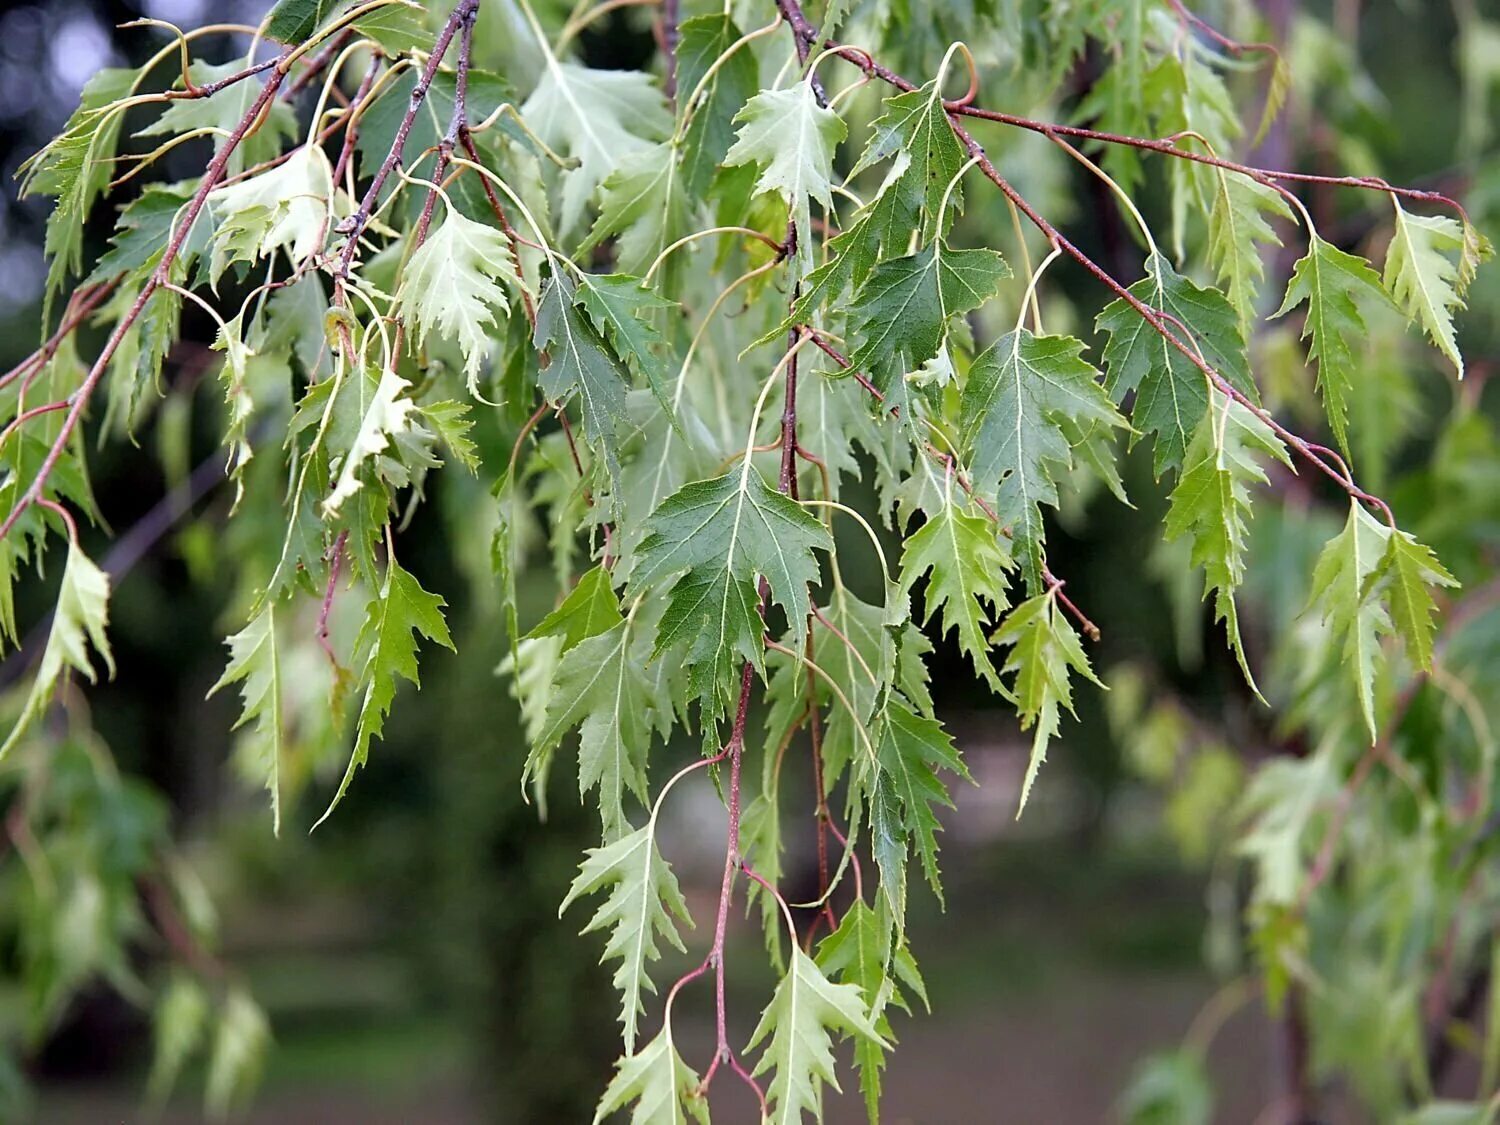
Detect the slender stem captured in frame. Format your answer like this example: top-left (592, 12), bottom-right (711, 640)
top-left (317, 530), bottom-right (350, 667)
top-left (662, 0), bottom-right (680, 101)
top-left (704, 661), bottom-right (755, 1083)
top-left (285, 26), bottom-right (356, 99)
top-left (0, 55), bottom-right (291, 544)
top-left (820, 38), bottom-right (1468, 222)
top-left (335, 0), bottom-right (479, 278)
top-left (0, 280), bottom-right (118, 394)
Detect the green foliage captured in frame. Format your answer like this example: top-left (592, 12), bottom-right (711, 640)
top-left (1273, 235), bottom-right (1393, 456)
top-left (631, 468), bottom-right (831, 713)
top-left (5, 2), bottom-right (1497, 1121)
top-left (1163, 390), bottom-right (1289, 693)
top-left (319, 558), bottom-right (453, 825)
top-left (560, 823), bottom-right (693, 1053)
top-left (961, 329), bottom-right (1124, 588)
top-left (1097, 251), bottom-right (1256, 475)
top-left (398, 206), bottom-right (522, 394)
top-left (747, 948), bottom-right (888, 1125)
top-left (899, 495), bottom-right (1011, 691)
top-left (725, 83), bottom-right (846, 275)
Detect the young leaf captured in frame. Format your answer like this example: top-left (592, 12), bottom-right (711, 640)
top-left (323, 367), bottom-right (419, 517)
top-left (1163, 391), bottom-right (1290, 695)
top-left (207, 144), bottom-right (334, 278)
top-left (1096, 252), bottom-right (1257, 475)
top-left (747, 947), bottom-right (890, 1125)
top-left (995, 591), bottom-right (1102, 815)
top-left (1306, 500), bottom-right (1394, 742)
top-left (1383, 201), bottom-right (1468, 375)
top-left (521, 62), bottom-right (672, 238)
top-left (631, 469), bottom-right (832, 712)
top-left (1370, 532), bottom-right (1458, 672)
top-left (960, 330), bottom-right (1124, 589)
top-left (420, 401), bottom-right (480, 474)
top-left (560, 824), bottom-right (693, 1056)
top-left (397, 207), bottom-right (520, 396)
top-left (317, 559), bottom-right (454, 825)
top-left (208, 606), bottom-right (286, 833)
top-left (848, 242), bottom-right (1010, 404)
top-left (1273, 235), bottom-right (1394, 455)
top-left (535, 273), bottom-right (632, 485)
top-left (874, 698), bottom-right (970, 904)
top-left (1207, 171), bottom-right (1290, 331)
top-left (899, 496), bottom-right (1011, 692)
top-left (2, 542), bottom-right (114, 759)
top-left (815, 900), bottom-right (913, 1124)
top-left (724, 83), bottom-right (847, 274)
top-left (853, 80), bottom-right (968, 244)
top-left (20, 68), bottom-right (136, 308)
top-left (594, 1027), bottom-right (708, 1125)
top-left (530, 619), bottom-right (658, 839)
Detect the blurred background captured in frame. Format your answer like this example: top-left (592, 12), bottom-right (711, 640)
top-left (0, 1), bottom-right (1495, 1122)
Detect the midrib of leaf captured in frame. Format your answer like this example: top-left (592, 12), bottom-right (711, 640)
top-left (1340, 508), bottom-right (1377, 730)
top-left (1150, 271), bottom-right (1194, 451)
top-left (1389, 207), bottom-right (1457, 367)
top-left (776, 962), bottom-right (808, 1125)
top-left (621, 827), bottom-right (653, 1044)
top-left (860, 253), bottom-right (939, 371)
top-left (1006, 331), bottom-right (1038, 537)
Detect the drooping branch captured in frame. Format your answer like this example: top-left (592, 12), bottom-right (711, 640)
top-left (789, 11), bottom-right (1405, 530)
top-left (334, 0), bottom-right (480, 279)
top-left (0, 53), bottom-right (293, 544)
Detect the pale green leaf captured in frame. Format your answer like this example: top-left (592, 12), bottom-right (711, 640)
top-left (531, 619), bottom-right (657, 839)
top-left (397, 207), bottom-right (520, 395)
top-left (595, 1027), bottom-right (709, 1125)
top-left (560, 824), bottom-right (693, 1055)
top-left (208, 606), bottom-right (286, 833)
top-left (725, 83), bottom-right (846, 275)
top-left (317, 559), bottom-right (453, 825)
top-left (995, 591), bottom-right (1102, 815)
top-left (1384, 201), bottom-right (1468, 375)
top-left (899, 495), bottom-right (1011, 692)
top-left (961, 330), bottom-right (1123, 589)
top-left (3, 542), bottom-right (114, 759)
top-left (521, 62), bottom-right (672, 238)
top-left (1163, 390), bottom-right (1290, 695)
top-left (747, 947), bottom-right (889, 1125)
top-left (1272, 234), bottom-right (1394, 455)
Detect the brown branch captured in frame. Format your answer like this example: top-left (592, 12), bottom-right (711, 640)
top-left (334, 0), bottom-right (479, 279)
top-left (0, 54), bottom-right (291, 544)
top-left (818, 39), bottom-right (1468, 223)
top-left (284, 26), bottom-right (357, 99)
top-left (0, 280), bottom-right (118, 394)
